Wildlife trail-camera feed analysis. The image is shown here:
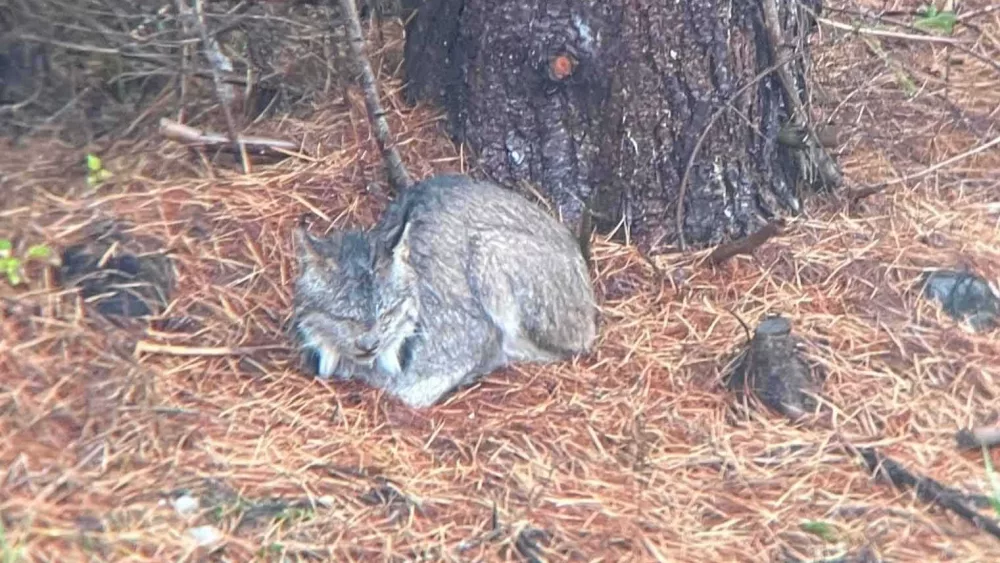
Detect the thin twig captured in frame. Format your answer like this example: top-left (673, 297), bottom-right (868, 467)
top-left (13, 32), bottom-right (248, 85)
top-left (957, 5), bottom-right (1000, 22)
top-left (814, 16), bottom-right (969, 45)
top-left (674, 52), bottom-right (798, 251)
top-left (134, 341), bottom-right (290, 357)
top-left (160, 118), bottom-right (309, 160)
top-left (191, 0), bottom-right (248, 174)
top-left (703, 219), bottom-right (786, 266)
top-left (810, 10), bottom-right (1000, 76)
top-left (335, 0), bottom-right (413, 192)
top-left (850, 133), bottom-right (1000, 202)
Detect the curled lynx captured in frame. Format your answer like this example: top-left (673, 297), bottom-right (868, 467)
top-left (291, 174), bottom-right (598, 408)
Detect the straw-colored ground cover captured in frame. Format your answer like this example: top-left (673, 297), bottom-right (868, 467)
top-left (2, 2), bottom-right (1000, 561)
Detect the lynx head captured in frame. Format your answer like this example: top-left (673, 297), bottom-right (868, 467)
top-left (291, 217), bottom-right (419, 380)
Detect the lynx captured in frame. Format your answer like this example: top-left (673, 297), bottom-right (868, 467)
top-left (291, 174), bottom-right (598, 408)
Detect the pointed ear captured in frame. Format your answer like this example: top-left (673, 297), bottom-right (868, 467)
top-left (375, 219), bottom-right (413, 273)
top-left (294, 225), bottom-right (334, 270)
top-left (390, 221), bottom-right (412, 263)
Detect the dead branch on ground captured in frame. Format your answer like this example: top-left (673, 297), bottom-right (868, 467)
top-left (160, 118), bottom-right (306, 161)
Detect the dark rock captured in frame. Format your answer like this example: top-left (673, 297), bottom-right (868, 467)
top-left (515, 526), bottom-right (552, 563)
top-left (56, 220), bottom-right (175, 321)
top-left (919, 269), bottom-right (999, 332)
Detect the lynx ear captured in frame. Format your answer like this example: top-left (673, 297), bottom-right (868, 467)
top-left (390, 221), bottom-right (412, 263)
top-left (293, 225), bottom-right (337, 270)
top-left (376, 219), bottom-right (413, 273)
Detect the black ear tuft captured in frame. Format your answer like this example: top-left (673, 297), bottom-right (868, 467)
top-left (384, 207), bottom-right (411, 249)
top-left (376, 202), bottom-right (415, 258)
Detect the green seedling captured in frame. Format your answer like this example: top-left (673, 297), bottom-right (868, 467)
top-left (0, 518), bottom-right (26, 563)
top-left (914, 4), bottom-right (956, 35)
top-left (0, 239), bottom-right (56, 287)
top-left (86, 153), bottom-right (113, 186)
top-left (800, 520), bottom-right (840, 543)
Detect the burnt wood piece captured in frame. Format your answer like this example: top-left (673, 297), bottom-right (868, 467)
top-left (727, 315), bottom-right (820, 421)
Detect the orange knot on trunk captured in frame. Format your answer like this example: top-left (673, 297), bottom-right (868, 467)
top-left (548, 52), bottom-right (578, 81)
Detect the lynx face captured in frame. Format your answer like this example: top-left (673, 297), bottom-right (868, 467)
top-left (292, 227), bottom-right (380, 379)
top-left (291, 220), bottom-right (420, 380)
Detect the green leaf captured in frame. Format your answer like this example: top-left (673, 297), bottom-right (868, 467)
top-left (5, 267), bottom-right (22, 286)
top-left (0, 239), bottom-right (11, 258)
top-left (87, 168), bottom-right (113, 187)
top-left (915, 8), bottom-right (956, 35)
top-left (800, 520), bottom-right (839, 542)
top-left (26, 244), bottom-right (51, 260)
top-left (86, 153), bottom-right (103, 172)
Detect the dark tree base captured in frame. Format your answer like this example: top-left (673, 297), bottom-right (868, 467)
top-left (401, 0), bottom-right (835, 252)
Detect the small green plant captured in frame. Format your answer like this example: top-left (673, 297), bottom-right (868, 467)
top-left (275, 506), bottom-right (314, 525)
top-left (0, 518), bottom-right (26, 563)
top-left (0, 239), bottom-right (54, 287)
top-left (983, 446), bottom-right (1000, 517)
top-left (800, 520), bottom-right (840, 543)
top-left (85, 153), bottom-right (113, 186)
top-left (914, 4), bottom-right (956, 35)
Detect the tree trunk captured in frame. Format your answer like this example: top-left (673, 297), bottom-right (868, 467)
top-left (400, 0), bottom-right (839, 252)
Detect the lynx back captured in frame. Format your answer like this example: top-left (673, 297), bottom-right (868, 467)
top-left (362, 174), bottom-right (599, 407)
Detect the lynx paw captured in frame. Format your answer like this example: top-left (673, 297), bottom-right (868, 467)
top-left (304, 346), bottom-right (351, 380)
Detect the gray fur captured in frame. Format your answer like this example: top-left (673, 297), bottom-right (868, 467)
top-left (291, 174), bottom-right (599, 408)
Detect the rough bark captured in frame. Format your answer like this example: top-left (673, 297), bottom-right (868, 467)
top-left (400, 0), bottom-right (837, 252)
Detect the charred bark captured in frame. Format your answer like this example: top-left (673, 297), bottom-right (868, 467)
top-left (401, 0), bottom-right (838, 252)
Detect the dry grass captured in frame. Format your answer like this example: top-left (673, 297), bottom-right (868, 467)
top-left (3, 3), bottom-right (1000, 561)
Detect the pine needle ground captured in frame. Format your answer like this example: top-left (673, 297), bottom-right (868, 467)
top-left (2, 3), bottom-right (1000, 561)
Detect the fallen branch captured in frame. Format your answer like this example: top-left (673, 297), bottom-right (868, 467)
top-left (335, 0), bottom-right (412, 192)
top-left (956, 426), bottom-right (1000, 451)
top-left (160, 118), bottom-right (306, 160)
top-left (704, 219), bottom-right (786, 266)
top-left (856, 447), bottom-right (1000, 542)
top-left (134, 340), bottom-right (290, 357)
top-left (190, 0), bottom-right (248, 173)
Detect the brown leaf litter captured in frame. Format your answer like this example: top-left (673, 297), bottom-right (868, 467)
top-left (2, 2), bottom-right (1000, 561)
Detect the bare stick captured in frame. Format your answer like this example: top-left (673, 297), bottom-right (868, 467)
top-left (134, 341), bottom-right (290, 357)
top-left (335, 0), bottom-right (413, 192)
top-left (956, 426), bottom-right (1000, 451)
top-left (815, 15), bottom-right (968, 45)
top-left (704, 219), bottom-right (786, 266)
top-left (810, 10), bottom-right (1000, 76)
top-left (160, 118), bottom-right (306, 160)
top-left (857, 447), bottom-right (1000, 541)
top-left (191, 0), bottom-right (249, 174)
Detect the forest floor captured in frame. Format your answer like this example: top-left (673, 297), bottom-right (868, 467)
top-left (2, 2), bottom-right (1000, 562)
